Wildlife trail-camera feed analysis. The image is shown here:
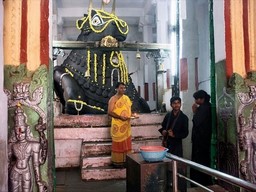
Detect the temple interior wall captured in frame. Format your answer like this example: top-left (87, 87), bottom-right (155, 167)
top-left (0, 1), bottom-right (8, 191)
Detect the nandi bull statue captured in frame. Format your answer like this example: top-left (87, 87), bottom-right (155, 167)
top-left (54, 0), bottom-right (150, 115)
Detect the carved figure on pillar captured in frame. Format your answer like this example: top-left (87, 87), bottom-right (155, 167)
top-left (239, 105), bottom-right (256, 183)
top-left (217, 87), bottom-right (238, 191)
top-left (35, 117), bottom-right (48, 165)
top-left (237, 85), bottom-right (256, 184)
top-left (8, 104), bottom-right (48, 192)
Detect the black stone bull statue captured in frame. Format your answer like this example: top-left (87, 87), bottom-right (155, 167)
top-left (54, 8), bottom-right (151, 115)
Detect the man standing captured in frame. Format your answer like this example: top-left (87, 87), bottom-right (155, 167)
top-left (108, 82), bottom-right (132, 168)
top-left (159, 96), bottom-right (189, 192)
top-left (190, 90), bottom-right (212, 186)
top-left (159, 96), bottom-right (189, 157)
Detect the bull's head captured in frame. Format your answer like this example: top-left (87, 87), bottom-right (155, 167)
top-left (76, 9), bottom-right (129, 42)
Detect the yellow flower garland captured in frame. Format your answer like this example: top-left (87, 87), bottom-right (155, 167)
top-left (110, 51), bottom-right (120, 68)
top-left (67, 99), bottom-right (105, 112)
top-left (102, 54), bottom-right (106, 85)
top-left (65, 68), bottom-right (74, 77)
top-left (85, 50), bottom-right (90, 77)
top-left (94, 53), bottom-right (97, 82)
top-left (71, 48), bottom-right (129, 86)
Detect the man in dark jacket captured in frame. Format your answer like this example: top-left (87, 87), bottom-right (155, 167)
top-left (190, 90), bottom-right (212, 186)
top-left (159, 96), bottom-right (189, 157)
top-left (159, 96), bottom-right (189, 192)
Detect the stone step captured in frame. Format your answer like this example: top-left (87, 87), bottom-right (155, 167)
top-left (82, 142), bottom-right (112, 157)
top-left (81, 139), bottom-right (162, 157)
top-left (82, 156), bottom-right (111, 168)
top-left (81, 166), bottom-right (126, 181)
top-left (55, 125), bottom-right (162, 142)
top-left (54, 113), bottom-right (164, 128)
top-left (54, 113), bottom-right (164, 169)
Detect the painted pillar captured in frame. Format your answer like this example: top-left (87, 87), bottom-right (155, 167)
top-left (215, 0), bottom-right (256, 190)
top-left (0, 1), bottom-right (8, 191)
top-left (155, 0), bottom-right (169, 110)
top-left (3, 0), bottom-right (54, 191)
top-left (142, 16), bottom-right (155, 109)
top-left (225, 0), bottom-right (256, 78)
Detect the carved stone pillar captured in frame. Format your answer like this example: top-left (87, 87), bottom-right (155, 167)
top-left (3, 0), bottom-right (54, 190)
top-left (217, 72), bottom-right (256, 190)
top-left (146, 50), bottom-right (168, 111)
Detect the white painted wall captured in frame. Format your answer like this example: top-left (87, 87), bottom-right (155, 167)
top-left (179, 0), bottom-right (199, 160)
top-left (213, 0), bottom-right (225, 62)
top-left (0, 1), bottom-right (8, 191)
top-left (178, 0), bottom-right (213, 159)
top-left (196, 2), bottom-right (211, 93)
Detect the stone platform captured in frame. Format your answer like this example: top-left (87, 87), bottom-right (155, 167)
top-left (54, 113), bottom-right (165, 181)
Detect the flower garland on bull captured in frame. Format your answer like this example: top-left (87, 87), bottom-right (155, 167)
top-left (64, 9), bottom-right (129, 114)
top-left (76, 9), bottom-right (129, 35)
top-left (65, 50), bottom-right (129, 114)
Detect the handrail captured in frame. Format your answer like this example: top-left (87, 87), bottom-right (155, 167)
top-left (166, 153), bottom-right (256, 191)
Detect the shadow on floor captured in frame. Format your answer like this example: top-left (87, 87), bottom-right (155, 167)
top-left (55, 168), bottom-right (126, 192)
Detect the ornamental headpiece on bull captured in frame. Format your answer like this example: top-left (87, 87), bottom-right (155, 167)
top-left (76, 0), bottom-right (128, 42)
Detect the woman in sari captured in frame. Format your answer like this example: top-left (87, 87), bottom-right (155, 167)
top-left (108, 82), bottom-right (132, 168)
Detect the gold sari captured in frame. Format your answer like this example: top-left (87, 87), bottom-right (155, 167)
top-left (110, 95), bottom-right (132, 167)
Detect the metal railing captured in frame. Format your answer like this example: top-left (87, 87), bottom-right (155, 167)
top-left (166, 153), bottom-right (256, 192)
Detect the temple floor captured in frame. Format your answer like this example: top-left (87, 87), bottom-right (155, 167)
top-left (55, 168), bottom-right (228, 192)
top-left (55, 167), bottom-right (126, 192)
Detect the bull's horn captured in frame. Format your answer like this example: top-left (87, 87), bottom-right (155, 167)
top-left (101, 1), bottom-right (104, 10)
top-left (88, 0), bottom-right (93, 12)
top-left (111, 0), bottom-right (116, 14)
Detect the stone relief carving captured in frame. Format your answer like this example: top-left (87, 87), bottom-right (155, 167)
top-left (5, 82), bottom-right (45, 120)
top-left (237, 85), bottom-right (256, 184)
top-left (6, 82), bottom-right (48, 192)
top-left (228, 72), bottom-right (245, 90)
top-left (218, 87), bottom-right (234, 142)
top-left (217, 87), bottom-right (238, 192)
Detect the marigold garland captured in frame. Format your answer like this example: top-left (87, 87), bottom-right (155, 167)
top-left (102, 54), bottom-right (106, 85)
top-left (118, 53), bottom-right (124, 83)
top-left (110, 51), bottom-right (120, 68)
top-left (65, 68), bottom-right (74, 77)
top-left (69, 48), bottom-right (129, 86)
top-left (120, 63), bottom-right (124, 83)
top-left (67, 99), bottom-right (105, 112)
top-left (119, 52), bottom-right (128, 83)
top-left (94, 53), bottom-right (97, 82)
top-left (85, 50), bottom-right (90, 77)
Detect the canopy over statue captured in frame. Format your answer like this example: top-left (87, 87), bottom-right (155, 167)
top-left (54, 2), bottom-right (150, 115)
